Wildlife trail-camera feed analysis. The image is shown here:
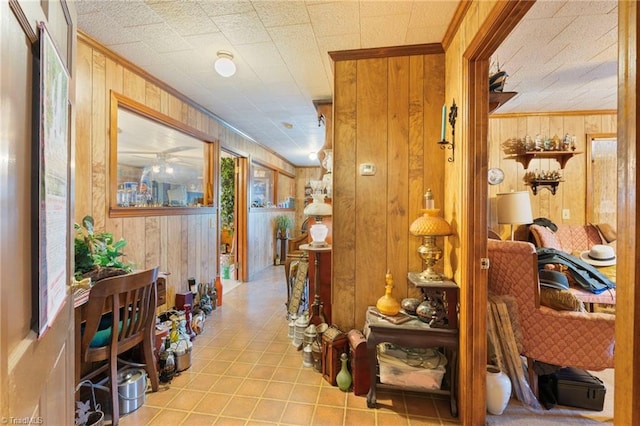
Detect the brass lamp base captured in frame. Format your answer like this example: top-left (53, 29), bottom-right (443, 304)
top-left (417, 235), bottom-right (445, 283)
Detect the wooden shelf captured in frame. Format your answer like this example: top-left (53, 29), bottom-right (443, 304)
top-left (527, 179), bottom-right (564, 195)
top-left (489, 91), bottom-right (517, 113)
top-left (506, 150), bottom-right (583, 169)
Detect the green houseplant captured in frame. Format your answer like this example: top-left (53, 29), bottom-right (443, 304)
top-left (74, 215), bottom-right (133, 281)
top-left (275, 215), bottom-right (294, 238)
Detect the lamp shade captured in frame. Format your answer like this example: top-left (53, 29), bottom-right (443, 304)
top-left (410, 209), bottom-right (452, 236)
top-left (496, 191), bottom-right (533, 225)
top-left (303, 194), bottom-right (332, 217)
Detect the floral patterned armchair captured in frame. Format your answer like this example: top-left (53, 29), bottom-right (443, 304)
top-left (487, 239), bottom-right (615, 393)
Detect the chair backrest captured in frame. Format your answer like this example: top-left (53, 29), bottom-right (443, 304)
top-left (487, 239), bottom-right (540, 313)
top-left (81, 267), bottom-right (159, 361)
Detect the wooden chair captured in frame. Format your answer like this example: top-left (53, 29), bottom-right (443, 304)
top-left (79, 267), bottom-right (160, 425)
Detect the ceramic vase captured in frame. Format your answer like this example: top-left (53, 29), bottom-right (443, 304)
top-left (336, 353), bottom-right (352, 392)
top-left (486, 365), bottom-right (511, 415)
top-left (376, 271), bottom-right (400, 316)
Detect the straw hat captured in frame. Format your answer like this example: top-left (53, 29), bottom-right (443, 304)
top-left (580, 244), bottom-right (616, 267)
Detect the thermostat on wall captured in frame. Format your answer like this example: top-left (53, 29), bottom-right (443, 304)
top-left (360, 163), bottom-right (376, 176)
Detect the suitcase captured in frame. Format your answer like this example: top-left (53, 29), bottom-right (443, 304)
top-left (553, 367), bottom-right (606, 411)
top-left (347, 329), bottom-right (370, 396)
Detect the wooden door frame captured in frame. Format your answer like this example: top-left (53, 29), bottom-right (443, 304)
top-left (615, 1), bottom-right (640, 423)
top-left (461, 1), bottom-right (638, 424)
top-left (460, 1), bottom-right (535, 424)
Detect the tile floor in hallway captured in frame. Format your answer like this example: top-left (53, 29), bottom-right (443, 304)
top-left (119, 265), bottom-right (460, 426)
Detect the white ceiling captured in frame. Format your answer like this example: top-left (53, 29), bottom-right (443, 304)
top-left (75, 0), bottom-right (618, 167)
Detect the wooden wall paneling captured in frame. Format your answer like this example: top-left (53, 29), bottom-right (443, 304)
top-left (123, 68), bottom-right (145, 103)
top-left (187, 215), bottom-right (198, 280)
top-left (422, 54), bottom-right (447, 277)
top-left (145, 82), bottom-right (161, 109)
top-left (104, 56), bottom-right (123, 236)
top-left (90, 50), bottom-right (107, 228)
top-left (75, 41), bottom-right (92, 223)
top-left (584, 114), bottom-right (603, 135)
top-left (354, 58), bottom-right (388, 327)
top-left (145, 216), bottom-right (161, 269)
top-left (332, 59), bottom-right (358, 329)
top-left (387, 56), bottom-right (410, 299)
top-left (561, 115), bottom-right (586, 224)
top-left (167, 216), bottom-right (183, 303)
top-left (122, 217), bottom-right (146, 269)
top-left (407, 56), bottom-right (426, 282)
top-left (181, 215), bottom-right (189, 285)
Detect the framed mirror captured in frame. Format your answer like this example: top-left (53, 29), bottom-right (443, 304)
top-left (110, 92), bottom-right (216, 217)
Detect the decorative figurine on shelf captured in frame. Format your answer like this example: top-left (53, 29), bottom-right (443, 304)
top-left (376, 271), bottom-right (401, 316)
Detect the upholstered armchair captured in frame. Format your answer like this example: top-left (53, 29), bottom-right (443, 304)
top-left (487, 239), bottom-right (615, 393)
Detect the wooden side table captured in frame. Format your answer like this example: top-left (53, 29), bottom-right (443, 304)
top-left (365, 278), bottom-right (459, 417)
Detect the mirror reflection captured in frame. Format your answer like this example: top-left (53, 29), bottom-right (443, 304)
top-left (116, 108), bottom-right (210, 208)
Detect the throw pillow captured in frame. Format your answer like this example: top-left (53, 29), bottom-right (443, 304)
top-left (530, 224), bottom-right (563, 251)
top-left (539, 287), bottom-right (586, 312)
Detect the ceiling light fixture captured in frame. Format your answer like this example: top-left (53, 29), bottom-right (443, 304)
top-left (214, 51), bottom-right (236, 77)
top-left (308, 151), bottom-right (318, 161)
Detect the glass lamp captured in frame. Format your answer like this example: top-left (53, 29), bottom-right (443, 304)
top-left (409, 189), bottom-right (452, 282)
top-left (303, 193), bottom-right (332, 247)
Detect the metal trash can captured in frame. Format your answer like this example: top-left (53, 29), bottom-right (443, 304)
top-left (117, 368), bottom-right (147, 415)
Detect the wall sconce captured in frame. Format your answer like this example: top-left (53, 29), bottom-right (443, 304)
top-left (214, 51), bottom-right (236, 77)
top-left (409, 189), bottom-right (452, 282)
top-left (438, 100), bottom-right (457, 162)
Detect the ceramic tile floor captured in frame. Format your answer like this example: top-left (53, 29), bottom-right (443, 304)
top-left (119, 266), bottom-right (460, 426)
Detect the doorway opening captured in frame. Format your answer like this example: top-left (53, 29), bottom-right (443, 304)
top-left (219, 150), bottom-right (249, 286)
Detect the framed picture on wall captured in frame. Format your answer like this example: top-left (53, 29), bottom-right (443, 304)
top-left (31, 22), bottom-right (70, 337)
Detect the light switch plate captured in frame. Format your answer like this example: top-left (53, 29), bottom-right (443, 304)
top-left (359, 163), bottom-right (376, 176)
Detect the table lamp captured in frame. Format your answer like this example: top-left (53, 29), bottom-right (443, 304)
top-left (409, 189), bottom-right (452, 282)
top-left (303, 193), bottom-right (332, 247)
top-left (497, 191), bottom-right (533, 240)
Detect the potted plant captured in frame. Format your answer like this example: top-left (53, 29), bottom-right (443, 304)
top-left (275, 215), bottom-right (294, 238)
top-left (74, 215), bottom-right (134, 282)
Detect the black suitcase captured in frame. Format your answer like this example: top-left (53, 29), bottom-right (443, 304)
top-left (553, 367), bottom-right (606, 411)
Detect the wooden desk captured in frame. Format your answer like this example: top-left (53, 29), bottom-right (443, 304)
top-left (365, 307), bottom-right (458, 417)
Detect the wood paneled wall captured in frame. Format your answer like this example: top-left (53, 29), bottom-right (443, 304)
top-left (488, 112), bottom-right (617, 236)
top-left (76, 35), bottom-right (296, 305)
top-left (332, 53), bottom-right (446, 331)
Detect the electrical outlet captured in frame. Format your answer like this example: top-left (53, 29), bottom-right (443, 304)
top-left (562, 209), bottom-right (570, 220)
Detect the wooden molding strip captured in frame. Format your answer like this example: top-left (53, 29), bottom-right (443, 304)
top-left (328, 43), bottom-right (443, 62)
top-left (9, 0), bottom-right (37, 44)
top-left (441, 0), bottom-right (473, 51)
top-left (491, 109), bottom-right (617, 118)
top-left (77, 31), bottom-right (295, 167)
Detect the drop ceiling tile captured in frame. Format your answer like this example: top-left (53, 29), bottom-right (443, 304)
top-left (408, 1), bottom-right (458, 29)
top-left (127, 23), bottom-right (192, 53)
top-left (360, 1), bottom-right (413, 16)
top-left (361, 15), bottom-right (410, 48)
top-left (146, 1), bottom-right (220, 36)
top-left (96, 1), bottom-right (163, 28)
top-left (555, 0), bottom-right (617, 17)
top-left (198, 1), bottom-right (255, 17)
top-left (307, 1), bottom-right (360, 38)
top-left (211, 11), bottom-right (271, 44)
top-left (253, 1), bottom-right (310, 27)
top-left (77, 12), bottom-right (140, 45)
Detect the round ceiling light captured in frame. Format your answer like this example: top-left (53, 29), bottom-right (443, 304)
top-left (308, 151), bottom-right (318, 160)
top-left (214, 51), bottom-right (236, 77)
